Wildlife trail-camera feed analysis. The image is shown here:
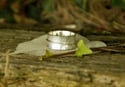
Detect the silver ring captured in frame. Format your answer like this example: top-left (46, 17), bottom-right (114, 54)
top-left (47, 30), bottom-right (76, 50)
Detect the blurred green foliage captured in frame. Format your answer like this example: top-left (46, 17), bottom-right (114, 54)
top-left (0, 0), bottom-right (125, 24)
top-left (42, 0), bottom-right (55, 13)
top-left (26, 1), bottom-right (42, 21)
top-left (0, 9), bottom-right (14, 22)
top-left (73, 0), bottom-right (87, 11)
top-left (111, 0), bottom-right (125, 9)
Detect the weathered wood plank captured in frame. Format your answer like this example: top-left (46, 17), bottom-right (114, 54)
top-left (0, 29), bottom-right (125, 87)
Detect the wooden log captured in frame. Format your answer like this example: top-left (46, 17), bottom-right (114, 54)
top-left (0, 28), bottom-right (125, 87)
top-left (0, 53), bottom-right (125, 87)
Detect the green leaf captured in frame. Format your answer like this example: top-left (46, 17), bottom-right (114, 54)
top-left (75, 40), bottom-right (93, 57)
top-left (111, 0), bottom-right (125, 9)
top-left (45, 49), bottom-right (53, 57)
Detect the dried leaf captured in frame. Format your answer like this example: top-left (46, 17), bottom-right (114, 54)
top-left (12, 35), bottom-right (47, 56)
top-left (87, 41), bottom-right (107, 48)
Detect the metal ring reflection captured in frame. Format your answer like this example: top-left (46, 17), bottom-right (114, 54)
top-left (47, 30), bottom-right (76, 50)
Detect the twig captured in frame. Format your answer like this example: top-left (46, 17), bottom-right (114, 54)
top-left (4, 50), bottom-right (10, 81)
top-left (0, 50), bottom-right (11, 87)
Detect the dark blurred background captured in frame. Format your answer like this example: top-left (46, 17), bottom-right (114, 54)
top-left (0, 0), bottom-right (125, 33)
